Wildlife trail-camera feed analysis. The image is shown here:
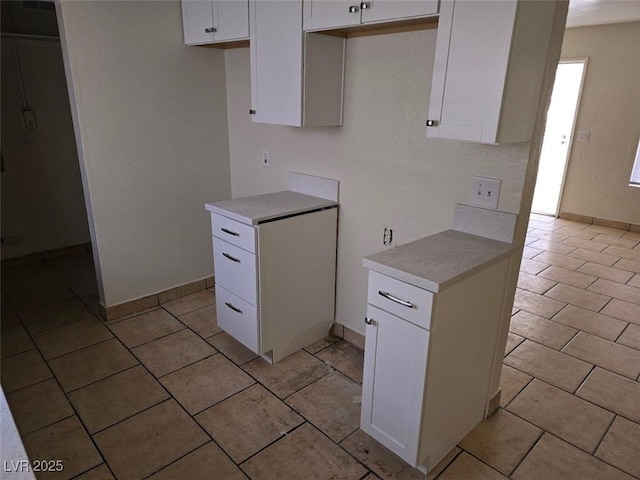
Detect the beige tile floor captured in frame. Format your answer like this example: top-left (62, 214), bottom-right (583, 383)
top-left (1, 216), bottom-right (640, 479)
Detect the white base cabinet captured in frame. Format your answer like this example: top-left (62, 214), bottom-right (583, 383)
top-left (182, 0), bottom-right (249, 45)
top-left (361, 258), bottom-right (512, 472)
top-left (210, 207), bottom-right (338, 363)
top-left (427, 0), bottom-right (561, 144)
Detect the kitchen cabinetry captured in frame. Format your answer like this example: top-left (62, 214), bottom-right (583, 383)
top-left (303, 0), bottom-right (439, 31)
top-left (182, 0), bottom-right (249, 45)
top-left (361, 230), bottom-right (517, 472)
top-left (250, 0), bottom-right (345, 127)
top-left (205, 179), bottom-right (339, 363)
top-left (426, 0), bottom-right (559, 144)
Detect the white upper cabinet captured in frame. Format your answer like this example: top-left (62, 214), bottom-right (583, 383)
top-left (303, 0), bottom-right (439, 31)
top-left (182, 0), bottom-right (249, 45)
top-left (427, 0), bottom-right (559, 144)
top-left (250, 0), bottom-right (345, 127)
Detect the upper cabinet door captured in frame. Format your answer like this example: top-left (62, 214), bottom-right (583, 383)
top-left (303, 0), bottom-right (438, 31)
top-left (360, 0), bottom-right (439, 24)
top-left (182, 0), bottom-right (215, 45)
top-left (427, 0), bottom-right (559, 144)
top-left (215, 0), bottom-right (249, 41)
top-left (304, 0), bottom-right (362, 31)
top-left (250, 0), bottom-right (305, 126)
top-left (182, 0), bottom-right (249, 45)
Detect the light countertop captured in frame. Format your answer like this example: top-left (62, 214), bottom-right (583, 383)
top-left (363, 229), bottom-right (518, 293)
top-left (205, 191), bottom-right (338, 225)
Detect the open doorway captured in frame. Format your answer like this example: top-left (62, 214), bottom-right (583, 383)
top-left (532, 59), bottom-right (587, 216)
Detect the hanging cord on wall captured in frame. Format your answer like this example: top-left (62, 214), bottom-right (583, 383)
top-left (11, 35), bottom-right (30, 112)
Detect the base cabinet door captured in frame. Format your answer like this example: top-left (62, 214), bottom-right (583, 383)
top-left (361, 305), bottom-right (430, 465)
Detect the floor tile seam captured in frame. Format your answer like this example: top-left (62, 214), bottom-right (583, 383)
top-left (43, 337), bottom-right (121, 368)
top-left (459, 422), bottom-right (544, 478)
top-left (431, 448), bottom-right (465, 480)
top-left (19, 370), bottom-right (109, 476)
top-left (104, 306), bottom-right (164, 326)
top-left (62, 363), bottom-right (142, 396)
top-left (547, 310), bottom-right (629, 344)
top-left (505, 377), bottom-right (620, 441)
top-left (11, 290), bottom-right (77, 314)
top-left (559, 334), bottom-right (640, 380)
top-left (163, 301), bottom-right (218, 321)
top-left (204, 334), bottom-right (258, 367)
top-left (185, 380), bottom-right (257, 417)
top-left (81, 394), bottom-right (171, 437)
top-left (236, 420), bottom-right (310, 467)
top-left (139, 440), bottom-right (226, 480)
top-left (500, 408), bottom-right (618, 469)
top-left (280, 367), bottom-right (334, 401)
top-left (499, 373), bottom-right (535, 411)
top-left (108, 322), bottom-right (189, 350)
top-left (569, 366), bottom-right (640, 419)
top-left (592, 414), bottom-right (619, 461)
top-left (614, 322), bottom-right (638, 348)
top-left (612, 257), bottom-right (640, 274)
top-left (1, 343), bottom-right (38, 360)
top-left (506, 324), bottom-right (577, 351)
top-left (33, 329), bottom-right (116, 363)
top-left (151, 351), bottom-right (220, 380)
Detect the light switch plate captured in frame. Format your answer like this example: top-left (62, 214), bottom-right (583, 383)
top-left (470, 176), bottom-right (501, 210)
top-left (577, 130), bottom-right (590, 141)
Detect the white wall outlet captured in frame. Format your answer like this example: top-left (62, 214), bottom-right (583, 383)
top-left (577, 130), bottom-right (590, 141)
top-left (262, 149), bottom-right (270, 167)
top-left (470, 176), bottom-right (501, 210)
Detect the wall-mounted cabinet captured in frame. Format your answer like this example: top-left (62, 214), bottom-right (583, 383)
top-left (426, 0), bottom-right (559, 144)
top-left (182, 0), bottom-right (249, 45)
top-left (250, 0), bottom-right (345, 127)
top-left (303, 0), bottom-right (439, 31)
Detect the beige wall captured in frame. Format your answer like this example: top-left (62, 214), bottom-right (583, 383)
top-left (559, 22), bottom-right (640, 225)
top-left (225, 29), bottom-right (537, 336)
top-left (57, 0), bottom-right (231, 306)
top-left (1, 37), bottom-right (90, 259)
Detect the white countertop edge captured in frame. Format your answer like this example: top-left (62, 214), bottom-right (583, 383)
top-left (205, 191), bottom-right (338, 225)
top-left (363, 231), bottom-right (519, 293)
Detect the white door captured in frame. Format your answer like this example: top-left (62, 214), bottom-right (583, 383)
top-left (532, 60), bottom-right (587, 216)
top-left (361, 305), bottom-right (429, 466)
top-left (182, 0), bottom-right (215, 45)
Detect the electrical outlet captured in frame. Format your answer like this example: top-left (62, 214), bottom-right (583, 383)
top-left (577, 130), bottom-right (590, 141)
top-left (470, 176), bottom-right (501, 210)
top-left (262, 149), bottom-right (270, 167)
top-left (383, 227), bottom-right (393, 246)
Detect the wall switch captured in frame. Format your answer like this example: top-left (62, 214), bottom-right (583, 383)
top-left (577, 130), bottom-right (590, 141)
top-left (470, 176), bottom-right (501, 210)
top-left (262, 149), bottom-right (270, 167)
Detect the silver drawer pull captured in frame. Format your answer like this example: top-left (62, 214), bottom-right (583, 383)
top-left (222, 252), bottom-right (240, 263)
top-left (378, 290), bottom-right (414, 308)
top-left (221, 227), bottom-right (240, 237)
top-left (364, 317), bottom-right (376, 326)
top-left (225, 302), bottom-right (243, 314)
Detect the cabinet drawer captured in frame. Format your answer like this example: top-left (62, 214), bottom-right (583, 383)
top-left (367, 271), bottom-right (433, 330)
top-left (213, 236), bottom-right (258, 306)
top-left (212, 213), bottom-right (256, 253)
top-left (216, 285), bottom-right (260, 354)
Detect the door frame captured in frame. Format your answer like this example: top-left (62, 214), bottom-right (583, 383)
top-left (542, 57), bottom-right (588, 217)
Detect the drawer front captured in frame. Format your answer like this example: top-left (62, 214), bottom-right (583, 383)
top-left (213, 236), bottom-right (258, 306)
top-left (216, 285), bottom-right (260, 354)
top-left (212, 213), bottom-right (256, 253)
top-left (367, 271), bottom-right (433, 330)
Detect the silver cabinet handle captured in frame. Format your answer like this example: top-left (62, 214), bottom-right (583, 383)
top-left (221, 227), bottom-right (239, 237)
top-left (426, 119), bottom-right (438, 127)
top-left (222, 252), bottom-right (240, 263)
top-left (205, 27), bottom-right (217, 33)
top-left (378, 290), bottom-right (414, 308)
top-left (364, 317), bottom-right (376, 325)
top-left (360, 2), bottom-right (370, 9)
top-left (348, 5), bottom-right (359, 12)
top-left (225, 302), bottom-right (242, 314)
